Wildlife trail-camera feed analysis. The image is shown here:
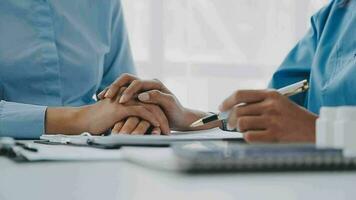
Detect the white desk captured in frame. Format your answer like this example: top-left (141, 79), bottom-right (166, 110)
top-left (0, 154), bottom-right (356, 200)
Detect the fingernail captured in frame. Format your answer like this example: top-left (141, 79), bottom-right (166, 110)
top-left (119, 95), bottom-right (127, 103)
top-left (152, 131), bottom-right (160, 135)
top-left (138, 93), bottom-right (150, 101)
top-left (105, 90), bottom-right (112, 98)
top-left (227, 123), bottom-right (234, 131)
top-left (98, 91), bottom-right (104, 97)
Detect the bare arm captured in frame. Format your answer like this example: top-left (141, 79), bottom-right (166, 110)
top-left (45, 99), bottom-right (161, 135)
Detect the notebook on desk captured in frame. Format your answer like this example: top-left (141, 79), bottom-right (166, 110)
top-left (172, 142), bottom-right (356, 172)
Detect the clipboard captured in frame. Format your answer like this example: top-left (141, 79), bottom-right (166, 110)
top-left (39, 128), bottom-right (243, 148)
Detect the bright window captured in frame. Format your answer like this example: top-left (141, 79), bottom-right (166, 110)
top-left (122, 0), bottom-right (328, 112)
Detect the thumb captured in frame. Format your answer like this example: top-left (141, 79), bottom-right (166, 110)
top-left (138, 90), bottom-right (173, 109)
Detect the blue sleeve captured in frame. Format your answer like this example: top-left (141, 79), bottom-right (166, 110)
top-left (268, 1), bottom-right (335, 107)
top-left (99, 0), bottom-right (136, 94)
top-left (269, 18), bottom-right (319, 106)
top-left (0, 101), bottom-right (47, 139)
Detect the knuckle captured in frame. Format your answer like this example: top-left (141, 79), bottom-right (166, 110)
top-left (131, 79), bottom-right (141, 86)
top-left (233, 106), bottom-right (243, 117)
top-left (127, 117), bottom-right (138, 123)
top-left (153, 78), bottom-right (162, 84)
top-left (237, 118), bottom-right (247, 131)
top-left (153, 78), bottom-right (165, 91)
top-left (150, 90), bottom-right (161, 97)
top-left (121, 73), bottom-right (136, 80)
top-left (269, 119), bottom-right (281, 132)
top-left (166, 94), bottom-right (175, 103)
top-left (148, 104), bottom-right (161, 113)
top-left (121, 73), bottom-right (130, 79)
top-left (264, 100), bottom-right (278, 114)
top-left (267, 90), bottom-right (280, 99)
top-left (234, 90), bottom-right (243, 100)
top-left (111, 81), bottom-right (120, 87)
top-left (244, 133), bottom-right (255, 143)
top-left (136, 105), bottom-right (146, 111)
top-left (267, 121), bottom-right (277, 132)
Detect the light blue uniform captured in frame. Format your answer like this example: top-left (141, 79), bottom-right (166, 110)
top-left (0, 0), bottom-right (135, 139)
top-left (270, 0), bottom-right (356, 114)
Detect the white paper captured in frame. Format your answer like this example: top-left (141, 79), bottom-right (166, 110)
top-left (121, 147), bottom-right (179, 171)
top-left (93, 128), bottom-right (243, 146)
top-left (40, 128), bottom-right (243, 147)
top-left (18, 142), bottom-right (122, 161)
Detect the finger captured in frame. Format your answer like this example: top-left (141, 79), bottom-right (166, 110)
top-left (228, 116), bottom-right (268, 132)
top-left (151, 127), bottom-right (162, 135)
top-left (98, 87), bottom-right (109, 100)
top-left (219, 90), bottom-right (268, 112)
top-left (127, 106), bottom-right (160, 127)
top-left (119, 117), bottom-right (140, 134)
top-left (228, 102), bottom-right (265, 126)
top-left (243, 131), bottom-right (276, 143)
top-left (114, 87), bottom-right (128, 103)
top-left (112, 121), bottom-right (125, 134)
top-left (142, 104), bottom-right (171, 135)
top-left (131, 120), bottom-right (151, 135)
top-left (138, 90), bottom-right (175, 111)
top-left (120, 79), bottom-right (169, 103)
top-left (105, 74), bottom-right (139, 98)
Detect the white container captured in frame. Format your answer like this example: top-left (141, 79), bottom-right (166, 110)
top-left (343, 123), bottom-right (356, 158)
top-left (316, 107), bottom-right (337, 148)
top-left (333, 107), bottom-right (356, 157)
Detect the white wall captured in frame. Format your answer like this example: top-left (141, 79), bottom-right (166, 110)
top-left (122, 0), bottom-right (328, 112)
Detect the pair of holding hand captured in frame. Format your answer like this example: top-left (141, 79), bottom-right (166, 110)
top-left (96, 74), bottom-right (318, 143)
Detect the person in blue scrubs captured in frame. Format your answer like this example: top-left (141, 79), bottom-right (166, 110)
top-left (101, 0), bottom-right (355, 143)
top-left (0, 0), bottom-right (170, 139)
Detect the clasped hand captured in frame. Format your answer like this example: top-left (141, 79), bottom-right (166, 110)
top-left (98, 74), bottom-right (318, 143)
top-left (98, 74), bottom-right (203, 135)
top-left (97, 86), bottom-right (170, 135)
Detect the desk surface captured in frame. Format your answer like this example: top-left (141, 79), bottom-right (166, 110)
top-left (1, 155), bottom-right (356, 200)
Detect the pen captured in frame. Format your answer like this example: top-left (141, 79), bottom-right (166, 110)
top-left (190, 80), bottom-right (309, 127)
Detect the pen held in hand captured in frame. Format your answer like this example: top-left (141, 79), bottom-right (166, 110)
top-left (190, 80), bottom-right (309, 128)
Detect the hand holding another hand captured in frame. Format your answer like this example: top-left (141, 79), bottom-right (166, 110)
top-left (99, 74), bottom-right (217, 133)
top-left (101, 85), bottom-right (170, 135)
top-left (46, 94), bottom-right (163, 136)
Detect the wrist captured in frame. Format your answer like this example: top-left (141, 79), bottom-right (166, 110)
top-left (74, 106), bottom-right (92, 133)
top-left (46, 106), bottom-right (88, 135)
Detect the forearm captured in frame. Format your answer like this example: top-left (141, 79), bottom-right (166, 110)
top-left (45, 106), bottom-right (89, 135)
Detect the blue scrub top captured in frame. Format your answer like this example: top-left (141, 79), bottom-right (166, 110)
top-left (0, 0), bottom-right (135, 139)
top-left (270, 0), bottom-right (356, 114)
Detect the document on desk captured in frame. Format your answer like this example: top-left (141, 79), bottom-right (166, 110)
top-left (40, 128), bottom-right (243, 147)
top-left (17, 142), bottom-right (123, 162)
top-left (91, 128), bottom-right (243, 146)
